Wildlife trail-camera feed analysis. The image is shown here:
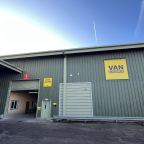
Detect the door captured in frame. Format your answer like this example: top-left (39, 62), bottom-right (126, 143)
top-left (25, 101), bottom-right (30, 114)
top-left (41, 100), bottom-right (51, 119)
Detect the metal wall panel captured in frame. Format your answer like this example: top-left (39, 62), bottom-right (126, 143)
top-left (66, 49), bottom-right (144, 117)
top-left (59, 82), bottom-right (93, 117)
top-left (59, 84), bottom-right (63, 116)
top-left (11, 80), bottom-right (39, 91)
top-left (0, 72), bottom-right (20, 114)
top-left (0, 56), bottom-right (64, 116)
top-left (0, 48), bottom-right (144, 118)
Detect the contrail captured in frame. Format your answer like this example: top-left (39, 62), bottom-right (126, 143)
top-left (135, 0), bottom-right (144, 37)
top-left (93, 21), bottom-right (98, 45)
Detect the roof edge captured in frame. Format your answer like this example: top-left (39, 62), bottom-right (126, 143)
top-left (65, 43), bottom-right (144, 54)
top-left (1, 43), bottom-right (144, 60)
top-left (0, 59), bottom-right (23, 73)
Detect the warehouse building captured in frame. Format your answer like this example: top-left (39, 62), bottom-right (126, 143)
top-left (0, 43), bottom-right (144, 120)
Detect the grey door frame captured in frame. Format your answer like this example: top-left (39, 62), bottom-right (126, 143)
top-left (4, 79), bottom-right (40, 119)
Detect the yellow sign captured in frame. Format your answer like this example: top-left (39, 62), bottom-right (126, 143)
top-left (104, 59), bottom-right (129, 80)
top-left (37, 107), bottom-right (41, 110)
top-left (43, 77), bottom-right (53, 87)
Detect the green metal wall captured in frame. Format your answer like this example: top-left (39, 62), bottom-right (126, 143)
top-left (5, 56), bottom-right (64, 117)
top-left (0, 71), bottom-right (20, 114)
top-left (66, 49), bottom-right (144, 117)
top-left (0, 72), bottom-right (10, 114)
top-left (0, 48), bottom-right (144, 117)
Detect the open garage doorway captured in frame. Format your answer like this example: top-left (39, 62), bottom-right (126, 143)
top-left (7, 90), bottom-right (38, 119)
top-left (5, 80), bottom-right (39, 120)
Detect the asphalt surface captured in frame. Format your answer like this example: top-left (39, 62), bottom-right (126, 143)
top-left (0, 120), bottom-right (144, 144)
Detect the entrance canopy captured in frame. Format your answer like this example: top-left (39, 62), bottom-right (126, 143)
top-left (0, 59), bottom-right (23, 73)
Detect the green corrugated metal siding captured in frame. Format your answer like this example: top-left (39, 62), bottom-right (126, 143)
top-left (0, 73), bottom-right (8, 114)
top-left (0, 71), bottom-right (21, 114)
top-left (3, 56), bottom-right (64, 116)
top-left (66, 49), bottom-right (144, 117)
top-left (0, 48), bottom-right (144, 117)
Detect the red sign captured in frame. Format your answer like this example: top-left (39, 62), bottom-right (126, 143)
top-left (23, 73), bottom-right (30, 80)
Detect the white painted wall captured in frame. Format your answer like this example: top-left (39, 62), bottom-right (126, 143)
top-left (8, 92), bottom-right (37, 114)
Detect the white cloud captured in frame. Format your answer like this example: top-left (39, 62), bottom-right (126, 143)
top-left (0, 9), bottom-right (75, 56)
top-left (135, 0), bottom-right (144, 37)
top-left (93, 21), bottom-right (98, 45)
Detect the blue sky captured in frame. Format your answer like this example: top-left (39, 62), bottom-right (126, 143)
top-left (0, 0), bottom-right (144, 55)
